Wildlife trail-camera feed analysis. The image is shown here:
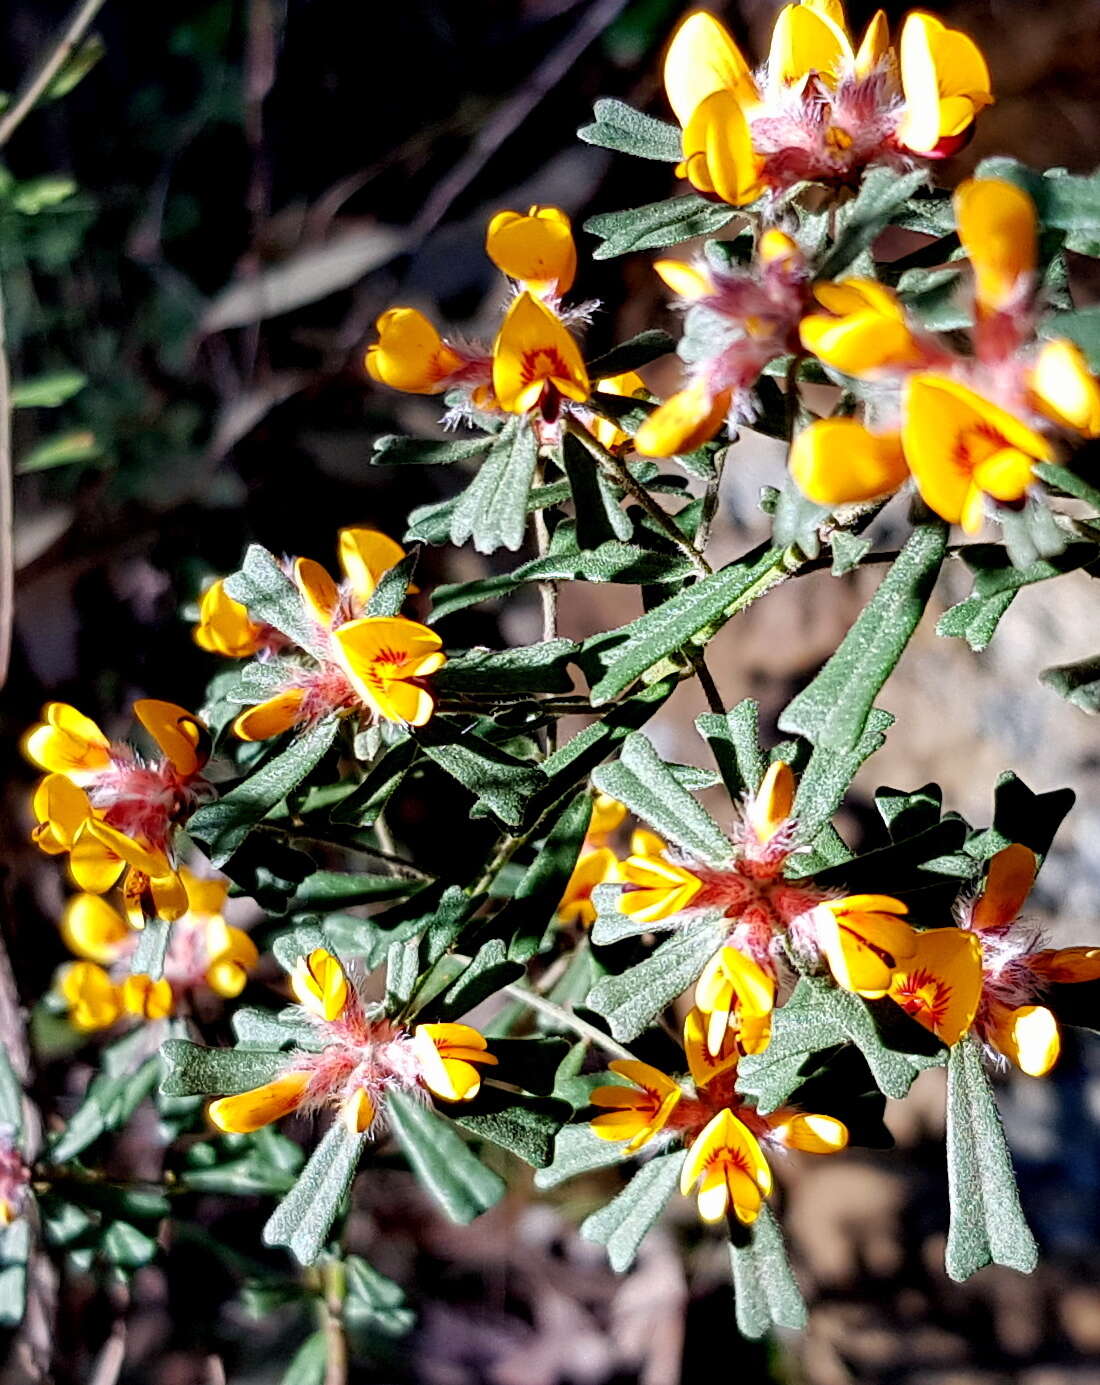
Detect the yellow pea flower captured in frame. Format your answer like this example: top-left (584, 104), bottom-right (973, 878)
top-left (799, 279), bottom-right (925, 376)
top-left (331, 614), bottom-right (446, 727)
top-left (58, 961), bottom-right (122, 1032)
top-left (683, 1006), bottom-right (741, 1089)
top-left (23, 702), bottom-right (111, 780)
top-left (232, 688), bottom-right (308, 743)
top-left (485, 206), bottom-right (577, 297)
top-left (1030, 946), bottom-right (1100, 986)
top-left (901, 374), bottom-right (1053, 533)
top-left (955, 178), bottom-right (1036, 316)
top-left (1030, 340), bottom-right (1100, 439)
top-left (120, 973), bottom-right (174, 1021)
top-left (767, 1110), bottom-right (849, 1153)
top-left (769, 0), bottom-right (854, 89)
top-left (61, 894), bottom-right (132, 965)
top-left (557, 847), bottom-right (621, 928)
top-left (618, 834), bottom-right (703, 924)
top-left (590, 1059), bottom-right (682, 1153)
top-left (896, 11), bottom-right (993, 156)
top-left (589, 370), bottom-right (647, 451)
top-left (789, 418), bottom-right (909, 507)
top-left (209, 1071), bottom-right (312, 1135)
top-left (194, 579), bottom-right (265, 659)
top-left (653, 258), bottom-right (714, 302)
top-left (290, 948), bottom-right (349, 1022)
top-left (31, 774), bottom-right (93, 856)
top-left (203, 916), bottom-right (260, 998)
top-left (746, 761), bottom-right (795, 846)
top-left (634, 381), bottom-right (731, 458)
top-left (338, 527), bottom-right (410, 607)
top-left (491, 291), bottom-right (589, 415)
top-left (887, 926), bottom-right (984, 1045)
top-left (695, 946), bottom-right (775, 1058)
top-left (663, 11), bottom-right (760, 133)
top-left (679, 1107), bottom-right (772, 1224)
top-left (589, 794), bottom-right (628, 843)
top-left (813, 894), bottom-right (915, 996)
top-left (366, 307), bottom-right (464, 394)
top-left (410, 1023), bottom-right (498, 1102)
top-left (972, 842), bottom-right (1036, 931)
top-left (679, 90), bottom-right (766, 208)
top-left (133, 699), bottom-right (211, 779)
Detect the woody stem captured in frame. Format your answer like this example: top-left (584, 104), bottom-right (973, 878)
top-left (500, 980), bottom-right (637, 1062)
top-left (564, 417), bottom-right (711, 578)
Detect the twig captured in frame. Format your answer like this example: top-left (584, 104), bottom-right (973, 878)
top-left (320, 1259), bottom-right (348, 1385)
top-left (565, 418), bottom-right (712, 578)
top-left (253, 823), bottom-right (432, 881)
top-left (532, 459), bottom-right (560, 755)
top-left (501, 981), bottom-right (636, 1062)
top-left (0, 0), bottom-right (109, 149)
top-left (692, 656), bottom-right (726, 715)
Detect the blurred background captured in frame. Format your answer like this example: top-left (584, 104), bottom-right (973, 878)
top-left (4, 0), bottom-right (1100, 1380)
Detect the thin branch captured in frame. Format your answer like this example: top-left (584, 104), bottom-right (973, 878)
top-left (0, 0), bottom-right (109, 150)
top-left (0, 257), bottom-right (10, 690)
top-left (565, 418), bottom-right (712, 578)
top-left (501, 981), bottom-right (636, 1062)
top-left (533, 459), bottom-right (560, 755)
top-left (254, 823), bottom-right (433, 881)
top-left (320, 1259), bottom-right (348, 1385)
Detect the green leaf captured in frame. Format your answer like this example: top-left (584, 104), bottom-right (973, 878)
top-left (372, 434), bottom-right (493, 466)
top-left (586, 913), bottom-right (728, 1041)
top-left (779, 522), bottom-right (947, 752)
top-left (10, 175), bottom-right (78, 214)
top-left (736, 976), bottom-right (935, 1110)
top-left (426, 940), bottom-right (524, 1023)
top-left (818, 167), bottom-right (930, 279)
top-left (486, 789), bottom-right (592, 961)
top-left (16, 429), bottom-right (100, 473)
top-left (585, 544), bottom-right (788, 704)
top-left (51, 1048), bottom-right (161, 1163)
top-left (1040, 654), bottom-right (1100, 711)
top-left (592, 733), bottom-right (729, 864)
top-left (581, 1149), bottom-right (686, 1271)
top-left (434, 640), bottom-right (578, 696)
top-left (695, 701), bottom-right (767, 800)
top-left (728, 1205), bottom-right (807, 1338)
top-left (344, 1256), bottom-right (415, 1336)
top-left (585, 329), bottom-right (676, 378)
top-left (387, 1091), bottom-right (506, 1223)
top-left (365, 551), bottom-right (418, 618)
top-left (450, 419), bottom-right (539, 554)
top-left (415, 719), bottom-right (543, 827)
top-left (831, 531), bottom-right (872, 575)
top-left (449, 1089), bottom-right (568, 1167)
top-left (585, 195), bottom-right (736, 261)
top-left (281, 1331), bottom-right (326, 1385)
top-left (44, 34), bottom-right (105, 100)
top-left (944, 1038), bottom-right (1037, 1281)
top-left (10, 370), bottom-right (87, 408)
top-left (407, 477), bottom-right (571, 546)
top-left (101, 1220), bottom-right (159, 1269)
top-left (224, 544), bottom-right (327, 657)
top-left (159, 1040), bottom-right (285, 1097)
top-left (286, 870), bottom-right (422, 914)
top-left (0, 1051), bottom-right (23, 1142)
top-left (189, 716), bottom-right (339, 866)
top-left (789, 709), bottom-right (894, 847)
top-left (534, 1121), bottom-right (635, 1188)
top-left (577, 99), bottom-right (682, 162)
top-left (966, 771), bottom-right (1074, 864)
top-left (264, 1122), bottom-right (367, 1265)
top-left (561, 435), bottom-right (633, 549)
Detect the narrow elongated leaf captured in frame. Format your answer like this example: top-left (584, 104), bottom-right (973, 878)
top-left (434, 640), bottom-right (578, 695)
top-left (779, 522), bottom-right (947, 752)
top-left (223, 544), bottom-right (327, 657)
top-left (591, 733), bottom-right (730, 865)
top-left (280, 1332), bottom-right (326, 1385)
top-left (427, 940), bottom-right (524, 1023)
top-left (407, 476), bottom-right (571, 546)
top-left (366, 551), bottom-right (418, 617)
top-left (449, 1089), bottom-right (568, 1167)
top-left (450, 419), bottom-right (538, 554)
top-left (581, 1149), bottom-right (686, 1271)
top-left (585, 544), bottom-right (787, 705)
top-left (586, 914), bottom-right (728, 1041)
top-left (788, 709), bottom-right (894, 848)
top-left (585, 329), bottom-right (677, 378)
top-left (160, 1040), bottom-right (286, 1097)
top-left (818, 167), bottom-right (929, 279)
top-left (534, 1121), bottom-right (635, 1188)
top-left (585, 195), bottom-right (736, 260)
top-left (1040, 654), bottom-right (1100, 711)
top-left (728, 1206), bottom-right (807, 1338)
top-left (415, 720), bottom-right (543, 827)
top-left (264, 1121), bottom-right (367, 1264)
top-left (578, 99), bottom-right (682, 162)
top-left (944, 1038), bottom-right (1037, 1281)
top-left (372, 434), bottom-right (493, 467)
top-left (737, 977), bottom-right (934, 1110)
top-left (0, 1052), bottom-right (23, 1141)
top-left (561, 434), bottom-right (633, 549)
top-left (387, 1091), bottom-right (506, 1223)
top-left (696, 701), bottom-right (766, 799)
top-left (486, 789), bottom-right (592, 961)
top-left (11, 370), bottom-right (87, 408)
top-left (189, 717), bottom-right (339, 865)
top-left (344, 1255), bottom-right (415, 1336)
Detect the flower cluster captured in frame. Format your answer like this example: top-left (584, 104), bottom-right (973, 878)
top-left (195, 527), bottom-right (445, 734)
top-left (590, 1006), bottom-right (847, 1224)
top-left (791, 177), bottom-right (1100, 530)
top-left (56, 870), bottom-right (257, 1032)
top-left (664, 1), bottom-right (991, 209)
top-left (24, 699), bottom-right (212, 924)
top-left (207, 948), bottom-right (496, 1136)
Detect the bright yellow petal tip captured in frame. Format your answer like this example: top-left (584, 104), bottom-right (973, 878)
top-left (485, 206), bottom-right (577, 297)
top-left (290, 948), bottom-right (348, 1022)
top-left (366, 307), bottom-right (463, 394)
top-left (491, 292), bottom-right (589, 415)
top-left (790, 418), bottom-right (908, 507)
